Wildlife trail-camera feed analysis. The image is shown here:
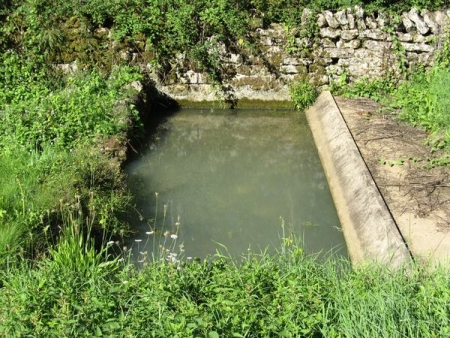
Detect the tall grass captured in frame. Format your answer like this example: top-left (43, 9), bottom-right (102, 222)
top-left (386, 66), bottom-right (450, 164)
top-left (395, 67), bottom-right (450, 129)
top-left (1, 232), bottom-right (450, 337)
top-left (0, 142), bottom-right (131, 269)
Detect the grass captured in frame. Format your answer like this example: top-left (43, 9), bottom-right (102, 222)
top-left (1, 233), bottom-right (450, 337)
top-left (1, 2), bottom-right (450, 335)
top-left (289, 77), bottom-right (319, 112)
top-left (393, 68), bottom-right (450, 154)
top-left (328, 47), bottom-right (450, 165)
top-left (0, 138), bottom-right (131, 271)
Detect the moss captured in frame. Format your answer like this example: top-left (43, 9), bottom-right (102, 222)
top-left (268, 52), bottom-right (284, 66)
top-left (235, 65), bottom-right (264, 76)
top-left (235, 99), bottom-right (293, 109)
top-left (176, 99), bottom-right (292, 109)
top-left (94, 28), bottom-right (110, 39)
top-left (309, 63), bottom-right (326, 75)
top-left (249, 17), bottom-right (264, 30)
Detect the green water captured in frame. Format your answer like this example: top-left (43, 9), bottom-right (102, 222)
top-left (125, 108), bottom-right (347, 261)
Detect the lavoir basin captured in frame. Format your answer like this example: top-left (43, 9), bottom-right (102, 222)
top-left (125, 108), bottom-right (348, 261)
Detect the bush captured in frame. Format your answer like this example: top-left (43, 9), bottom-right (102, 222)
top-left (392, 67), bottom-right (450, 152)
top-left (1, 242), bottom-right (450, 337)
top-left (289, 78), bottom-right (319, 111)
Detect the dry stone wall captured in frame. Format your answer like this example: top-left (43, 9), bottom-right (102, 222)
top-left (149, 6), bottom-right (450, 102)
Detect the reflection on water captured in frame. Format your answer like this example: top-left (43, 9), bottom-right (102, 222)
top-left (125, 109), bottom-right (347, 260)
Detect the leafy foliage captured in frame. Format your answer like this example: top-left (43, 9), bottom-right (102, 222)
top-left (1, 1), bottom-right (450, 335)
top-left (289, 77), bottom-right (319, 111)
top-left (0, 53), bottom-right (142, 150)
top-left (1, 241), bottom-right (450, 337)
top-left (393, 68), bottom-right (450, 151)
top-left (331, 73), bottom-right (397, 102)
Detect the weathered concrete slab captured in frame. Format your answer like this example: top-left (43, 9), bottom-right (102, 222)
top-left (306, 91), bottom-right (411, 268)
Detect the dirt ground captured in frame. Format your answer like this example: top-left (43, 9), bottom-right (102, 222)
top-left (334, 96), bottom-right (450, 267)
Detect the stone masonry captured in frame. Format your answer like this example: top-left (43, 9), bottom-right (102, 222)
top-left (147, 7), bottom-right (450, 102)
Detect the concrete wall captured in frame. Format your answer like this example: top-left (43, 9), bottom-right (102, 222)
top-left (305, 91), bottom-right (411, 268)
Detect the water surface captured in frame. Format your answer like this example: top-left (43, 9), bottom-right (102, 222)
top-left (125, 108), bottom-right (347, 260)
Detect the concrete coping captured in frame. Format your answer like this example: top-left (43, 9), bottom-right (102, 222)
top-left (306, 91), bottom-right (412, 268)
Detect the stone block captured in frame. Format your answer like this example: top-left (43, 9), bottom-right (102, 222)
top-left (263, 45), bottom-right (283, 54)
top-left (301, 8), bottom-right (313, 25)
top-left (320, 28), bottom-right (341, 39)
top-left (280, 64), bottom-right (307, 74)
top-left (179, 70), bottom-right (207, 84)
top-left (323, 47), bottom-right (354, 58)
top-left (335, 10), bottom-right (349, 26)
top-left (326, 64), bottom-right (345, 75)
top-left (282, 57), bottom-right (300, 65)
top-left (228, 53), bottom-right (242, 64)
top-left (408, 8), bottom-right (429, 35)
top-left (418, 52), bottom-right (433, 65)
top-left (354, 49), bottom-right (385, 60)
top-left (401, 42), bottom-right (434, 52)
top-left (401, 13), bottom-right (416, 33)
top-left (310, 73), bottom-right (329, 86)
top-left (354, 5), bottom-right (364, 18)
top-left (314, 57), bottom-right (333, 66)
top-left (235, 64), bottom-right (265, 76)
top-left (422, 9), bottom-right (439, 34)
top-left (262, 37), bottom-right (274, 46)
top-left (434, 11), bottom-right (448, 28)
top-left (377, 11), bottom-right (389, 28)
top-left (412, 34), bottom-right (426, 43)
top-left (359, 29), bottom-right (386, 40)
top-left (341, 29), bottom-right (359, 41)
top-left (365, 16), bottom-right (377, 29)
top-left (280, 64), bottom-right (298, 74)
top-left (362, 40), bottom-right (392, 52)
top-left (324, 10), bottom-right (341, 29)
top-left (322, 38), bottom-right (336, 47)
top-left (356, 18), bottom-right (366, 30)
top-left (317, 13), bottom-right (327, 28)
top-left (397, 33), bottom-right (413, 42)
top-left (347, 13), bottom-right (356, 30)
top-left (337, 39), bottom-right (361, 49)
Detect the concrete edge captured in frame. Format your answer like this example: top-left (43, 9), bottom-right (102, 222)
top-left (305, 91), bottom-right (412, 268)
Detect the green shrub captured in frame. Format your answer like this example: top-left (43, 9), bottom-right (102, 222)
top-left (2, 241), bottom-right (450, 337)
top-left (0, 55), bottom-right (142, 151)
top-left (393, 67), bottom-right (450, 151)
top-left (289, 78), bottom-right (319, 111)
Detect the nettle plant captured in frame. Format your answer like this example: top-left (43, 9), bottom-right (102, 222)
top-left (289, 77), bottom-right (319, 112)
top-left (0, 55), bottom-right (142, 151)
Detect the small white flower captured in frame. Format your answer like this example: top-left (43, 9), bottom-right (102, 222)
top-left (123, 281), bottom-right (129, 284)
top-left (187, 257), bottom-right (192, 260)
top-left (106, 241), bottom-right (115, 246)
top-left (175, 222), bottom-right (181, 226)
top-left (146, 231), bottom-right (154, 235)
top-left (170, 234), bottom-right (178, 239)
top-left (135, 239), bottom-right (142, 243)
top-left (163, 231), bottom-right (170, 237)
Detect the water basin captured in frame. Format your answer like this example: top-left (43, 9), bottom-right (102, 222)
top-left (125, 108), bottom-right (347, 261)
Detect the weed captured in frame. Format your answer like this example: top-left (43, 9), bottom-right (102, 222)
top-left (289, 77), bottom-right (318, 112)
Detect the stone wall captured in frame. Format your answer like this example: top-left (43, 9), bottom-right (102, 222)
top-left (148, 6), bottom-right (450, 103)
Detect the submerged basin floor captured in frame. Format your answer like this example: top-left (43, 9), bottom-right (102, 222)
top-left (125, 109), bottom-right (347, 260)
